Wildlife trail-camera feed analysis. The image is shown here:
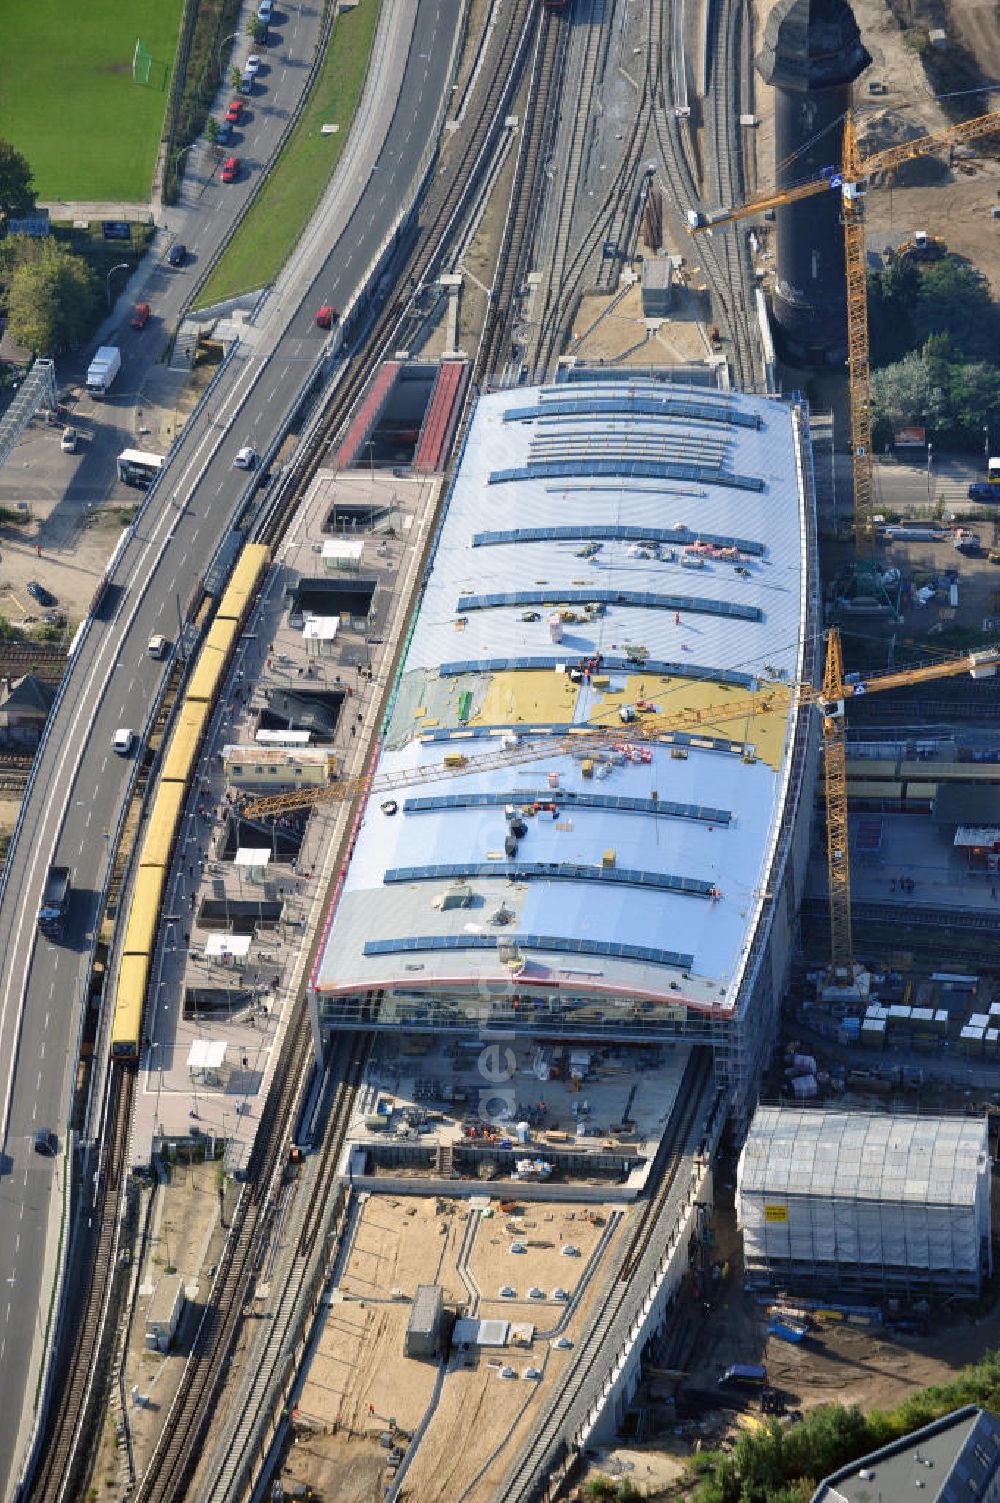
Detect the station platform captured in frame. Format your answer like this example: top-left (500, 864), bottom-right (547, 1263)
top-left (128, 467), bottom-right (442, 1170)
top-left (334, 361), bottom-right (402, 469)
top-left (412, 359), bottom-right (468, 473)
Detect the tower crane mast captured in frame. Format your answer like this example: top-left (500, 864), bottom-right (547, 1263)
top-left (688, 104), bottom-right (1000, 560)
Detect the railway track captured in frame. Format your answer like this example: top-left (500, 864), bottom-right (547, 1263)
top-left (0, 644), bottom-right (68, 686)
top-left (195, 1038), bottom-right (367, 1503)
top-left (495, 1050), bottom-right (718, 1503)
top-left (527, 0), bottom-right (763, 392)
top-left (475, 7), bottom-right (567, 383)
top-left (28, 1069), bottom-right (134, 1503)
top-left (26, 7), bottom-right (548, 1502)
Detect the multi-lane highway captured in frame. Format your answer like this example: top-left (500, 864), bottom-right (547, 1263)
top-left (0, 0), bottom-right (459, 1492)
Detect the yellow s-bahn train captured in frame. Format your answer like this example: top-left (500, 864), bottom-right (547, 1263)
top-left (110, 543), bottom-right (271, 1059)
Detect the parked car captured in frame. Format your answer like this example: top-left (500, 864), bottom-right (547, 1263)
top-left (60, 426), bottom-right (78, 453)
top-left (258, 0), bottom-right (273, 20)
top-left (221, 156), bottom-right (240, 183)
top-left (244, 53), bottom-right (262, 75)
top-left (131, 302), bottom-right (151, 329)
top-left (225, 98), bottom-right (244, 123)
top-left (167, 242), bottom-right (187, 266)
top-left (316, 304), bottom-right (337, 329)
top-left (217, 118), bottom-right (234, 146)
top-left (27, 580), bottom-right (56, 607)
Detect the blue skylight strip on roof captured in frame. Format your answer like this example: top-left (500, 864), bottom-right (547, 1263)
top-left (502, 397), bottom-right (761, 430)
top-left (471, 525), bottom-right (765, 556)
top-left (488, 461), bottom-right (765, 493)
top-left (383, 862), bottom-right (717, 898)
top-left (362, 933), bottom-right (696, 970)
top-left (402, 791), bottom-right (732, 824)
top-left (416, 723), bottom-right (746, 755)
top-left (456, 589), bottom-right (762, 624)
top-left (438, 655), bottom-right (755, 688)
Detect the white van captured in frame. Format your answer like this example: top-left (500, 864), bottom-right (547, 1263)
top-left (147, 634), bottom-right (169, 659)
top-left (113, 728), bottom-right (135, 755)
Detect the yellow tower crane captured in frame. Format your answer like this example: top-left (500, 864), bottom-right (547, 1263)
top-left (243, 631), bottom-right (1000, 985)
top-left (688, 106), bottom-right (1000, 559)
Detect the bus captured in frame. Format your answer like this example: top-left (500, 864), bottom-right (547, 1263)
top-left (988, 457), bottom-right (1000, 485)
top-left (117, 448), bottom-right (165, 487)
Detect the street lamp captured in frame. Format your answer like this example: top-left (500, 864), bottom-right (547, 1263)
top-left (106, 261), bottom-right (130, 310)
top-left (985, 426), bottom-right (991, 463)
top-left (219, 31), bottom-right (239, 80)
top-left (926, 441), bottom-right (934, 506)
top-left (171, 142), bottom-right (196, 177)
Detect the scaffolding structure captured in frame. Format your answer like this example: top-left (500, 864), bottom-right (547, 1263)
top-left (738, 1107), bottom-right (992, 1299)
top-left (0, 359), bottom-right (58, 473)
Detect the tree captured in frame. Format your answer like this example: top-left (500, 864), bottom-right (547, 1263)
top-left (246, 16), bottom-right (266, 42)
top-left (204, 115), bottom-right (221, 148)
top-left (230, 66), bottom-right (243, 91)
top-left (871, 350), bottom-right (942, 433)
top-left (0, 138), bottom-right (35, 220)
top-left (912, 256), bottom-right (998, 360)
top-left (5, 239), bottom-right (100, 356)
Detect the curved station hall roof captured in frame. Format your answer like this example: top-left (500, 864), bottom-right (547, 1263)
top-left (313, 377), bottom-right (813, 1020)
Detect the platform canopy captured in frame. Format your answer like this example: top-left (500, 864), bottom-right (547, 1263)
top-left (205, 933), bottom-right (251, 959)
top-left (187, 1039), bottom-right (227, 1072)
top-left (235, 847), bottom-right (272, 868)
top-left (322, 539), bottom-right (364, 568)
top-left (303, 615), bottom-right (340, 642)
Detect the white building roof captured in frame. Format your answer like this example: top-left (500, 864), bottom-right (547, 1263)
top-left (739, 1107), bottom-right (988, 1208)
top-left (314, 380), bottom-right (811, 1012)
top-left (187, 1039), bottom-right (227, 1070)
top-left (303, 615), bottom-right (340, 641)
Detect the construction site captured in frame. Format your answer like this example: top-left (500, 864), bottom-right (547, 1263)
top-left (23, 0), bottom-right (1000, 1493)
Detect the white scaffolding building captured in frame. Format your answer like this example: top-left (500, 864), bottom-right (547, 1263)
top-left (738, 1107), bottom-right (992, 1298)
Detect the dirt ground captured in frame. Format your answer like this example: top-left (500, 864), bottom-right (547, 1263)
top-left (745, 0), bottom-right (1000, 299)
top-left (572, 274), bottom-right (716, 369)
top-left (660, 1192), bottom-right (1000, 1463)
top-left (295, 1194), bottom-right (625, 1503)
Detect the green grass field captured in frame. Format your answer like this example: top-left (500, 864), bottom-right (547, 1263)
top-left (196, 0), bottom-right (379, 308)
top-left (0, 0), bottom-right (184, 202)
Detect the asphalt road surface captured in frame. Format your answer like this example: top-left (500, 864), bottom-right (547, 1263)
top-left (0, 0), bottom-right (458, 1492)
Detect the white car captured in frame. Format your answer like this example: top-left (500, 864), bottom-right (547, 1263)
top-left (113, 728), bottom-right (135, 755)
top-left (233, 445), bottom-right (257, 470)
top-left (257, 0), bottom-right (273, 18)
top-left (245, 54), bottom-right (262, 75)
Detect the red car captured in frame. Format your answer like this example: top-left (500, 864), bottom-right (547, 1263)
top-left (221, 156), bottom-right (240, 183)
top-left (316, 305), bottom-right (338, 329)
top-left (225, 98), bottom-right (244, 124)
top-left (130, 302), bottom-right (150, 329)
